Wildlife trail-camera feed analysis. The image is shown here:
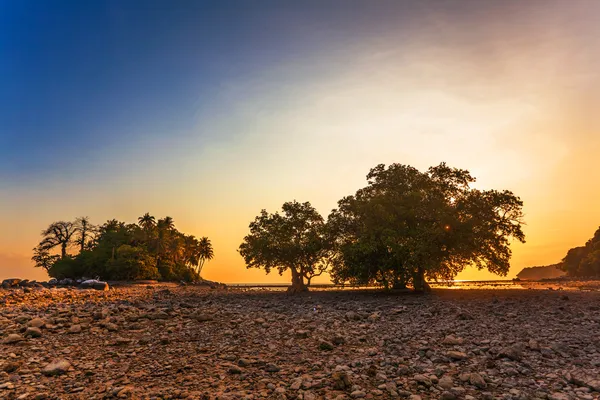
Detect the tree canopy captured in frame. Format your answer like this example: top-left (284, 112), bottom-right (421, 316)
top-left (328, 163), bottom-right (525, 291)
top-left (560, 227), bottom-right (600, 277)
top-left (238, 201), bottom-right (333, 293)
top-left (32, 215), bottom-right (214, 281)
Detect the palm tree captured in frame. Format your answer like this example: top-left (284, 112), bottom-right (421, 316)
top-left (138, 213), bottom-right (156, 231)
top-left (39, 221), bottom-right (77, 258)
top-left (155, 217), bottom-right (174, 265)
top-left (197, 237), bottom-right (214, 276)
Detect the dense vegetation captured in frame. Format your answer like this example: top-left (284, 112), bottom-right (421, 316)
top-left (560, 227), bottom-right (600, 277)
top-left (32, 214), bottom-right (213, 282)
top-left (239, 162), bottom-right (525, 292)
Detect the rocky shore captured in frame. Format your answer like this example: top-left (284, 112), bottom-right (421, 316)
top-left (0, 286), bottom-right (599, 399)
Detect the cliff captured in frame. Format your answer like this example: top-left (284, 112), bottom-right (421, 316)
top-left (516, 264), bottom-right (566, 280)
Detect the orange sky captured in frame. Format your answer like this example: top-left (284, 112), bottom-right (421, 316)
top-left (1, 1), bottom-right (599, 283)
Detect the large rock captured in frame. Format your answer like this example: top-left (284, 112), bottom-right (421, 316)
top-left (3, 334), bottom-right (23, 344)
top-left (79, 280), bottom-right (109, 291)
top-left (2, 278), bottom-right (21, 288)
top-left (42, 359), bottom-right (71, 376)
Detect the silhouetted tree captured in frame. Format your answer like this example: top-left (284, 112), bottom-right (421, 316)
top-left (74, 216), bottom-right (96, 253)
top-left (39, 221), bottom-right (77, 258)
top-left (239, 201), bottom-right (333, 293)
top-left (31, 246), bottom-right (60, 272)
top-left (329, 163), bottom-right (525, 291)
top-left (560, 227), bottom-right (600, 277)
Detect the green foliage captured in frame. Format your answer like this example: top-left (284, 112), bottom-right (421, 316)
top-left (239, 201), bottom-right (333, 292)
top-left (560, 228), bottom-right (600, 276)
top-left (36, 214), bottom-right (213, 281)
top-left (328, 163), bottom-right (525, 290)
top-left (106, 245), bottom-right (160, 280)
top-left (48, 256), bottom-right (79, 279)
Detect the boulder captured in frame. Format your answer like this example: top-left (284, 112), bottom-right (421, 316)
top-left (2, 278), bottom-right (21, 288)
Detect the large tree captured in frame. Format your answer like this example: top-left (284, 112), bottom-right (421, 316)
top-left (39, 221), bottom-right (77, 258)
top-left (74, 216), bottom-right (96, 253)
top-left (239, 201), bottom-right (333, 293)
top-left (328, 163), bottom-right (525, 291)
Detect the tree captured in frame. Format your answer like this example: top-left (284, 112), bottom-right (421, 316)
top-left (74, 216), bottom-right (96, 253)
top-left (197, 237), bottom-right (214, 276)
top-left (239, 201), bottom-right (333, 293)
top-left (31, 246), bottom-right (60, 272)
top-left (560, 227), bottom-right (600, 277)
top-left (106, 245), bottom-right (160, 280)
top-left (138, 213), bottom-right (156, 231)
top-left (329, 163), bottom-right (525, 291)
top-left (39, 221), bottom-right (77, 258)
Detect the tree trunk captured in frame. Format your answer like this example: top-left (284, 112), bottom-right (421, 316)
top-left (413, 267), bottom-right (431, 293)
top-left (61, 243), bottom-right (67, 259)
top-left (288, 268), bottom-right (308, 294)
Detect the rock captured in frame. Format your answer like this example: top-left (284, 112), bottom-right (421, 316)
top-left (2, 278), bottom-right (21, 287)
top-left (447, 350), bottom-right (468, 360)
top-left (549, 393), bottom-right (570, 400)
top-left (265, 363), bottom-right (280, 373)
top-left (413, 374), bottom-right (432, 387)
top-left (319, 340), bottom-right (334, 351)
top-left (332, 371), bottom-right (352, 390)
top-left (295, 330), bottom-right (309, 338)
top-left (194, 313), bottom-right (213, 322)
top-left (440, 392), bottom-right (457, 400)
top-left (69, 324), bottom-right (82, 334)
top-left (42, 359), bottom-right (71, 376)
top-left (238, 358), bottom-right (250, 367)
top-left (350, 390), bottom-right (366, 398)
top-left (228, 365), bottom-right (242, 374)
top-left (438, 375), bottom-right (454, 390)
top-left (25, 326), bottom-right (42, 338)
top-left (3, 334), bottom-right (23, 344)
top-left (345, 311), bottom-right (361, 321)
top-left (442, 335), bottom-right (464, 345)
top-left (27, 318), bottom-right (45, 328)
top-left (469, 373), bottom-right (487, 389)
top-left (498, 345), bottom-right (523, 361)
top-left (80, 280), bottom-right (109, 291)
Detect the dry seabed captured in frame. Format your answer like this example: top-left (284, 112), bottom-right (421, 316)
top-left (0, 286), bottom-right (599, 400)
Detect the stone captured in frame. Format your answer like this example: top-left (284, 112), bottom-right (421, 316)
top-left (3, 334), bottom-right (23, 344)
top-left (265, 363), bottom-right (280, 373)
top-left (414, 374), bottom-right (432, 387)
top-left (319, 340), bottom-right (334, 351)
top-left (69, 324), bottom-right (82, 334)
top-left (27, 318), bottom-right (45, 328)
top-left (332, 371), bottom-right (352, 390)
top-left (442, 335), bottom-right (464, 345)
top-left (439, 375), bottom-right (454, 390)
top-left (447, 350), bottom-right (468, 360)
top-left (25, 326), bottom-right (42, 338)
top-left (469, 373), bottom-right (487, 389)
top-left (42, 359), bottom-right (71, 376)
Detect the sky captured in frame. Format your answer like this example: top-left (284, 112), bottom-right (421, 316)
top-left (1, 0), bottom-right (599, 283)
